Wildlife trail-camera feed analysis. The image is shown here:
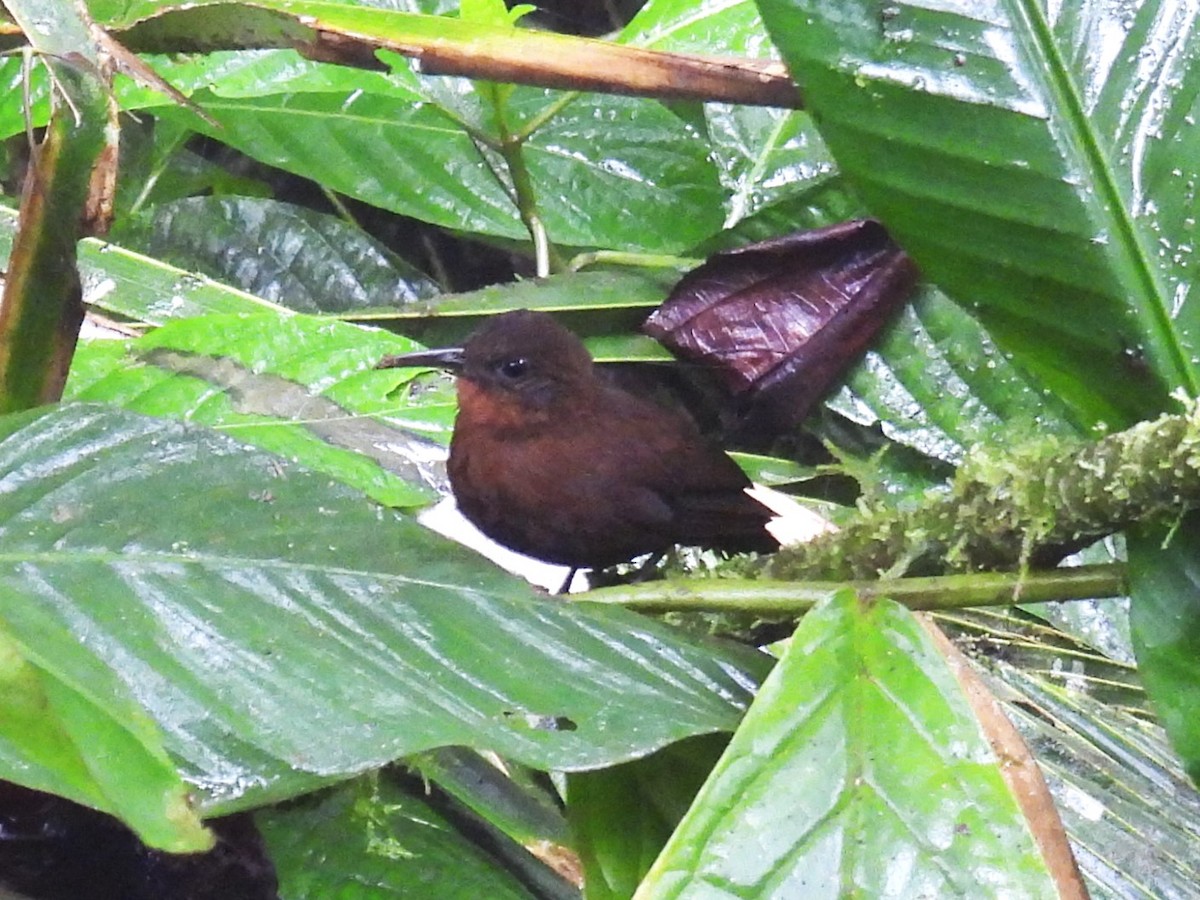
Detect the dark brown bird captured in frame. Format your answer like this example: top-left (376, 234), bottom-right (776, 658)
top-left (377, 310), bottom-right (778, 580)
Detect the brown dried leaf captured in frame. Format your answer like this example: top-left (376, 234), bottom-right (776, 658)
top-left (643, 220), bottom-right (918, 439)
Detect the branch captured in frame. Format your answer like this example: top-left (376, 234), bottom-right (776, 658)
top-left (769, 399), bottom-right (1200, 581)
top-left (581, 565), bottom-right (1126, 615)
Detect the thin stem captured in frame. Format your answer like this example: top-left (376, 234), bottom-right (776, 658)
top-left (128, 127), bottom-right (191, 217)
top-left (478, 82), bottom-right (560, 275)
top-left (495, 126), bottom-right (557, 274)
top-left (566, 250), bottom-right (699, 272)
top-left (513, 90), bottom-right (580, 142)
top-left (320, 186), bottom-right (362, 230)
top-left (578, 564), bottom-right (1127, 615)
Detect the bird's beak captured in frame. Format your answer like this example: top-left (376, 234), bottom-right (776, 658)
top-left (375, 346), bottom-right (465, 372)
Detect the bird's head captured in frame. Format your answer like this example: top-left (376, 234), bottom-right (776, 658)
top-left (377, 310), bottom-right (596, 422)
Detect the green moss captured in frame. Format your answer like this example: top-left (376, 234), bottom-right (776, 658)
top-left (765, 400), bottom-right (1200, 581)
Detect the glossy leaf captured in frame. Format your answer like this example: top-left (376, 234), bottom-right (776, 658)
top-left (367, 268), bottom-right (683, 322)
top-left (113, 196), bottom-right (440, 313)
top-left (0, 207), bottom-right (288, 325)
top-left (832, 285), bottom-right (1084, 466)
top-left (756, 0), bottom-right (1200, 427)
top-left (133, 49), bottom-right (725, 252)
top-left (360, 268), bottom-right (683, 353)
top-left (0, 403), bottom-right (770, 817)
top-left (41, 1), bottom-right (834, 253)
top-left (638, 591), bottom-right (1055, 898)
top-left (955, 614), bottom-right (1200, 898)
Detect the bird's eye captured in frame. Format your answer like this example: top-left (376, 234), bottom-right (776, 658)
top-left (498, 357), bottom-right (529, 379)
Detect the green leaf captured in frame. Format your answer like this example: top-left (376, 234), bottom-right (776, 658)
top-left (124, 44), bottom-right (725, 252)
top-left (358, 268), bottom-right (683, 351)
top-left (67, 313), bottom-right (446, 508)
top-left (951, 610), bottom-right (1200, 897)
top-left (1128, 514), bottom-right (1200, 784)
top-left (637, 591), bottom-right (1055, 898)
top-left (567, 735), bottom-right (726, 900)
top-left (258, 773), bottom-right (548, 900)
top-left (113, 197), bottom-right (440, 313)
top-left (833, 285), bottom-right (1084, 466)
top-left (622, 0), bottom-right (839, 230)
top-left (756, 0), bottom-right (1200, 426)
top-left (0, 404), bottom-right (769, 817)
top-left (381, 268), bottom-right (682, 319)
top-left (0, 620), bottom-right (211, 852)
top-left (0, 207), bottom-right (288, 325)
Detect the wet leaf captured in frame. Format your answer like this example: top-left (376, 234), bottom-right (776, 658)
top-left (756, 0), bottom-right (1200, 426)
top-left (114, 197), bottom-right (440, 313)
top-left (67, 313), bottom-right (449, 507)
top-left (948, 610), bottom-right (1200, 897)
top-left (0, 624), bottom-right (211, 852)
top-left (637, 591), bottom-right (1057, 898)
top-left (0, 403), bottom-right (770, 819)
top-left (0, 206), bottom-right (290, 325)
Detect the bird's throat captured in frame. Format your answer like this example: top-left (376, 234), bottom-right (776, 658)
top-left (456, 378), bottom-right (556, 432)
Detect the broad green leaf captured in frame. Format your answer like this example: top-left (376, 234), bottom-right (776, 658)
top-left (258, 774), bottom-right (549, 900)
top-left (1128, 513), bottom-right (1200, 784)
top-left (368, 268), bottom-right (682, 320)
top-left (81, 3), bottom-right (822, 252)
top-left (637, 591), bottom-right (1055, 899)
top-left (0, 404), bottom-right (770, 818)
top-left (756, 0), bottom-right (1200, 426)
top-left (0, 620), bottom-right (211, 852)
top-left (111, 39), bottom-right (726, 252)
top-left (113, 196), bottom-right (439, 313)
top-left (66, 313), bottom-right (447, 508)
top-left (161, 82), bottom-right (529, 238)
top-left (832, 286), bottom-right (1083, 466)
top-left (356, 268), bottom-right (683, 352)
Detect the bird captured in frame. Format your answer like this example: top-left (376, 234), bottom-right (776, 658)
top-left (377, 310), bottom-right (779, 588)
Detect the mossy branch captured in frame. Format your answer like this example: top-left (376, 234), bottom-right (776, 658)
top-left (767, 398), bottom-right (1200, 582)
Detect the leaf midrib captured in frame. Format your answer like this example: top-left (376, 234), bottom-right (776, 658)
top-left (1012, 0), bottom-right (1198, 395)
